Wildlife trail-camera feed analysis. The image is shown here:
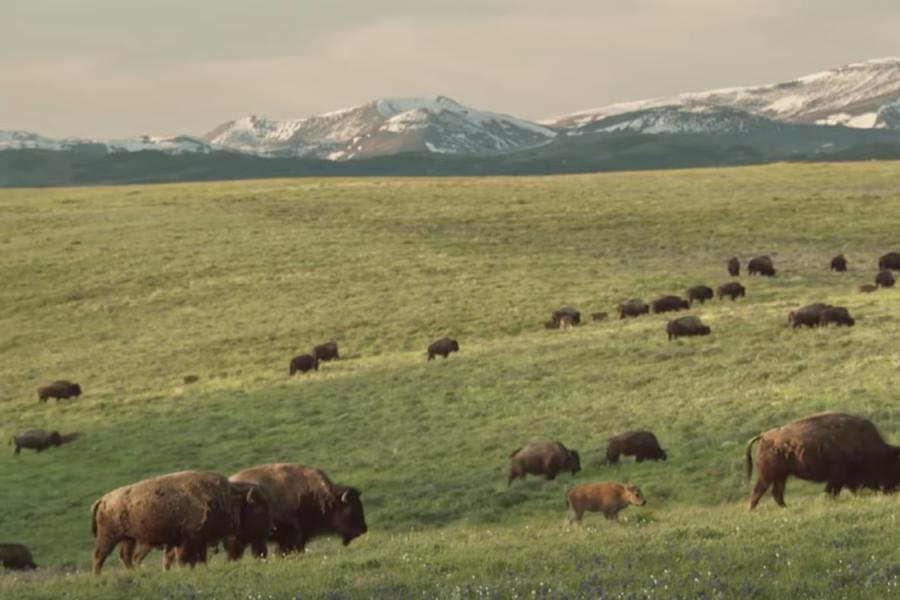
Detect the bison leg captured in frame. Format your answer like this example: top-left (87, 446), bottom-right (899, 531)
top-left (250, 540), bottom-right (268, 559)
top-left (825, 482), bottom-right (843, 497)
top-left (567, 508), bottom-right (582, 525)
top-left (748, 478), bottom-right (771, 510)
top-left (14, 445), bottom-right (20, 455)
top-left (92, 536), bottom-right (117, 575)
top-left (225, 536), bottom-right (246, 561)
top-left (117, 538), bottom-right (135, 567)
top-left (771, 478), bottom-right (787, 507)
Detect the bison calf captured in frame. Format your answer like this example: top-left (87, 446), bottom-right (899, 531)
top-left (605, 431), bottom-right (667, 464)
top-left (289, 354), bottom-right (319, 375)
top-left (687, 285), bottom-right (714, 305)
top-left (0, 543), bottom-right (37, 570)
top-left (508, 441), bottom-right (580, 485)
top-left (830, 254), bottom-right (847, 272)
top-left (717, 282), bottom-right (746, 301)
top-left (427, 337), bottom-right (459, 361)
top-left (37, 380), bottom-right (81, 402)
top-left (858, 284), bottom-right (877, 294)
top-left (566, 483), bottom-right (645, 524)
top-left (876, 270), bottom-right (895, 288)
top-left (748, 255), bottom-right (776, 276)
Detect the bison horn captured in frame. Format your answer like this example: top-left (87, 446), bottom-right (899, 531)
top-left (340, 489), bottom-right (350, 503)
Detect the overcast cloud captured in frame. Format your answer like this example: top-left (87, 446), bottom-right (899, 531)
top-left (1, 0), bottom-right (898, 137)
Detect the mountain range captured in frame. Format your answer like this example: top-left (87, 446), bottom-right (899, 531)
top-left (2, 58), bottom-right (900, 186)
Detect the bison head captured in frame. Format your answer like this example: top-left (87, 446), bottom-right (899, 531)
top-left (567, 450), bottom-right (582, 474)
top-left (450, 340), bottom-right (460, 352)
top-left (330, 486), bottom-right (367, 546)
top-left (623, 485), bottom-right (646, 506)
top-left (72, 384), bottom-right (82, 396)
top-left (49, 431), bottom-right (63, 446)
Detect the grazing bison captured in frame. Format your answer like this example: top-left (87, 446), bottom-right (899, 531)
top-left (717, 282), bottom-right (746, 301)
top-left (565, 483), bottom-right (646, 524)
top-left (508, 441), bottom-right (581, 485)
top-left (591, 312), bottom-right (608, 322)
top-left (37, 380), bottom-right (81, 402)
top-left (0, 543), bottom-right (37, 570)
top-left (427, 337), bottom-right (459, 361)
top-left (858, 284), bottom-right (877, 293)
top-left (830, 254), bottom-right (848, 272)
top-left (605, 431), bottom-right (667, 464)
top-left (182, 375), bottom-right (199, 385)
top-left (10, 429), bottom-right (76, 454)
top-left (551, 306), bottom-right (581, 326)
top-left (666, 315), bottom-right (711, 340)
top-left (652, 295), bottom-right (689, 314)
top-left (91, 470), bottom-right (255, 574)
top-left (312, 341), bottom-right (339, 362)
top-left (687, 285), bottom-right (714, 305)
top-left (618, 299), bottom-right (649, 319)
top-left (820, 306), bottom-right (855, 327)
top-left (878, 252), bottom-right (900, 271)
top-left (289, 354), bottom-right (318, 375)
top-left (230, 463), bottom-right (367, 554)
top-left (727, 257), bottom-right (740, 277)
top-left (788, 303), bottom-right (830, 328)
top-left (748, 255), bottom-right (776, 276)
top-left (876, 270), bottom-right (895, 288)
top-left (745, 412), bottom-right (900, 509)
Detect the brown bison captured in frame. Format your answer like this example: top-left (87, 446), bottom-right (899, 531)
top-left (427, 337), bottom-right (459, 361)
top-left (565, 483), bottom-right (646, 524)
top-left (651, 295), bottom-right (689, 314)
top-left (508, 441), bottom-right (581, 485)
top-left (11, 429), bottom-right (79, 454)
top-left (830, 254), bottom-right (847, 272)
top-left (230, 463), bottom-right (367, 554)
top-left (687, 285), bottom-right (714, 305)
top-left (717, 282), bottom-right (746, 301)
top-left (748, 255), bottom-right (776, 276)
top-left (605, 431), bottom-right (667, 464)
top-left (745, 412), bottom-right (900, 509)
top-left (788, 303), bottom-right (830, 328)
top-left (876, 270), bottom-right (895, 288)
top-left (37, 380), bottom-right (81, 402)
top-left (878, 252), bottom-right (900, 271)
top-left (0, 543), bottom-right (37, 570)
top-left (182, 374), bottom-right (199, 385)
top-left (858, 284), bottom-right (877, 293)
top-left (591, 312), bottom-right (608, 322)
top-left (666, 315), bottom-right (711, 340)
top-left (551, 306), bottom-right (581, 326)
top-left (727, 256), bottom-right (740, 277)
top-left (312, 341), bottom-right (339, 362)
top-left (618, 299), bottom-right (649, 319)
top-left (289, 354), bottom-right (319, 375)
top-left (91, 470), bottom-right (260, 574)
top-left (820, 306), bottom-right (855, 327)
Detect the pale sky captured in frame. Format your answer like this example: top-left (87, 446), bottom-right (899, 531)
top-left (2, 0), bottom-right (898, 138)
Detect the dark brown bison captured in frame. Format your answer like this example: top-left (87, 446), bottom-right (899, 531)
top-left (565, 483), bottom-right (645, 524)
top-left (618, 299), bottom-right (649, 319)
top-left (876, 270), bottom-right (895, 288)
top-left (652, 295), bottom-right (690, 314)
top-left (508, 441), bottom-right (581, 485)
top-left (746, 412), bottom-right (900, 509)
top-left (37, 380), bottom-right (81, 402)
top-left (11, 429), bottom-right (80, 454)
top-left (289, 354), bottom-right (319, 375)
top-left (91, 470), bottom-right (255, 574)
top-left (666, 315), bottom-right (711, 340)
top-left (551, 306), bottom-right (581, 326)
top-left (427, 337), bottom-right (459, 361)
top-left (312, 341), bottom-right (339, 362)
top-left (788, 303), bottom-right (830, 328)
top-left (717, 282), bottom-right (746, 300)
top-left (820, 306), bottom-right (855, 327)
top-left (830, 254), bottom-right (847, 272)
top-left (727, 257), bottom-right (740, 277)
top-left (858, 284), bottom-right (877, 293)
top-left (0, 543), bottom-right (37, 570)
top-left (605, 431), bottom-right (667, 464)
top-left (182, 374), bottom-right (199, 385)
top-left (230, 463), bottom-right (367, 554)
top-left (878, 252), bottom-right (900, 271)
top-left (748, 255), bottom-right (776, 276)
top-left (687, 285), bottom-right (714, 305)
top-left (591, 312), bottom-right (608, 322)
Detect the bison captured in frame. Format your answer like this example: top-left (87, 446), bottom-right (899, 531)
top-left (37, 380), bottom-right (81, 402)
top-left (565, 483), bottom-right (646, 524)
top-left (876, 270), bottom-right (895, 288)
top-left (745, 412), bottom-right (900, 509)
top-left (289, 354), bottom-right (319, 375)
top-left (652, 295), bottom-right (689, 314)
top-left (666, 315), bottom-right (711, 340)
top-left (717, 282), bottom-right (746, 301)
top-left (820, 306), bottom-right (855, 327)
top-left (788, 303), bottom-right (830, 328)
top-left (591, 312), bottom-right (608, 322)
top-left (312, 341), bottom-right (339, 362)
top-left (551, 306), bottom-right (581, 326)
top-left (91, 470), bottom-right (260, 574)
top-left (727, 257), bottom-right (740, 277)
top-left (230, 463), bottom-right (367, 554)
top-left (11, 429), bottom-right (79, 454)
top-left (748, 255), bottom-right (776, 276)
top-left (687, 285), bottom-right (714, 305)
top-left (0, 543), bottom-right (37, 570)
top-left (878, 252), bottom-right (900, 271)
top-left (508, 441), bottom-right (581, 485)
top-left (618, 299), bottom-right (649, 319)
top-left (858, 284), bottom-right (877, 294)
top-left (830, 254), bottom-right (847, 272)
top-left (427, 337), bottom-right (459, 361)
top-left (605, 431), bottom-right (667, 464)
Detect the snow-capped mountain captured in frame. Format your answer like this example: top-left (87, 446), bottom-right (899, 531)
top-left (0, 130), bottom-right (210, 154)
top-left (548, 58), bottom-right (900, 131)
top-left (568, 105), bottom-right (789, 136)
top-left (202, 96), bottom-right (557, 159)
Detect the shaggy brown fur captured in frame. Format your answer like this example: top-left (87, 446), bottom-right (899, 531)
top-left (605, 431), bottom-right (667, 463)
top-left (312, 341), bottom-right (340, 362)
top-left (727, 257), bottom-right (740, 277)
top-left (0, 543), bottom-right (37, 570)
top-left (651, 295), bottom-right (690, 314)
top-left (618, 299), bottom-right (649, 318)
top-left (878, 252), bottom-right (900, 271)
top-left (289, 354), bottom-right (319, 375)
top-left (551, 306), bottom-right (581, 326)
top-left (876, 270), bottom-right (895, 288)
top-left (820, 306), bottom-right (854, 327)
top-left (788, 303), bottom-right (830, 328)
top-left (748, 255), bottom-right (776, 276)
top-left (687, 285), bottom-right (714, 305)
top-left (37, 380), bottom-right (81, 402)
top-left (565, 483), bottom-right (646, 524)
top-left (11, 430), bottom-right (62, 454)
top-left (717, 282), bottom-right (746, 301)
top-left (666, 316), bottom-right (711, 341)
top-left (508, 441), bottom-right (581, 485)
top-left (830, 254), bottom-right (847, 272)
top-left (427, 337), bottom-right (459, 361)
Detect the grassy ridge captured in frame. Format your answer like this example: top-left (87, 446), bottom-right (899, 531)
top-left (1, 163), bottom-right (900, 598)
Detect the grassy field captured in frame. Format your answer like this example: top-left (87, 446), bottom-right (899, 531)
top-left (2, 162), bottom-right (900, 598)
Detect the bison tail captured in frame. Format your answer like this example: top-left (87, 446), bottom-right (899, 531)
top-left (90, 499), bottom-right (101, 537)
top-left (744, 434), bottom-right (762, 481)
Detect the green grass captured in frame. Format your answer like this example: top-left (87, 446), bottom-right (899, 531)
top-left (2, 162), bottom-right (900, 598)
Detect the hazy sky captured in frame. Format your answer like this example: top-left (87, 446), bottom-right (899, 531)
top-left (2, 0), bottom-right (898, 138)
